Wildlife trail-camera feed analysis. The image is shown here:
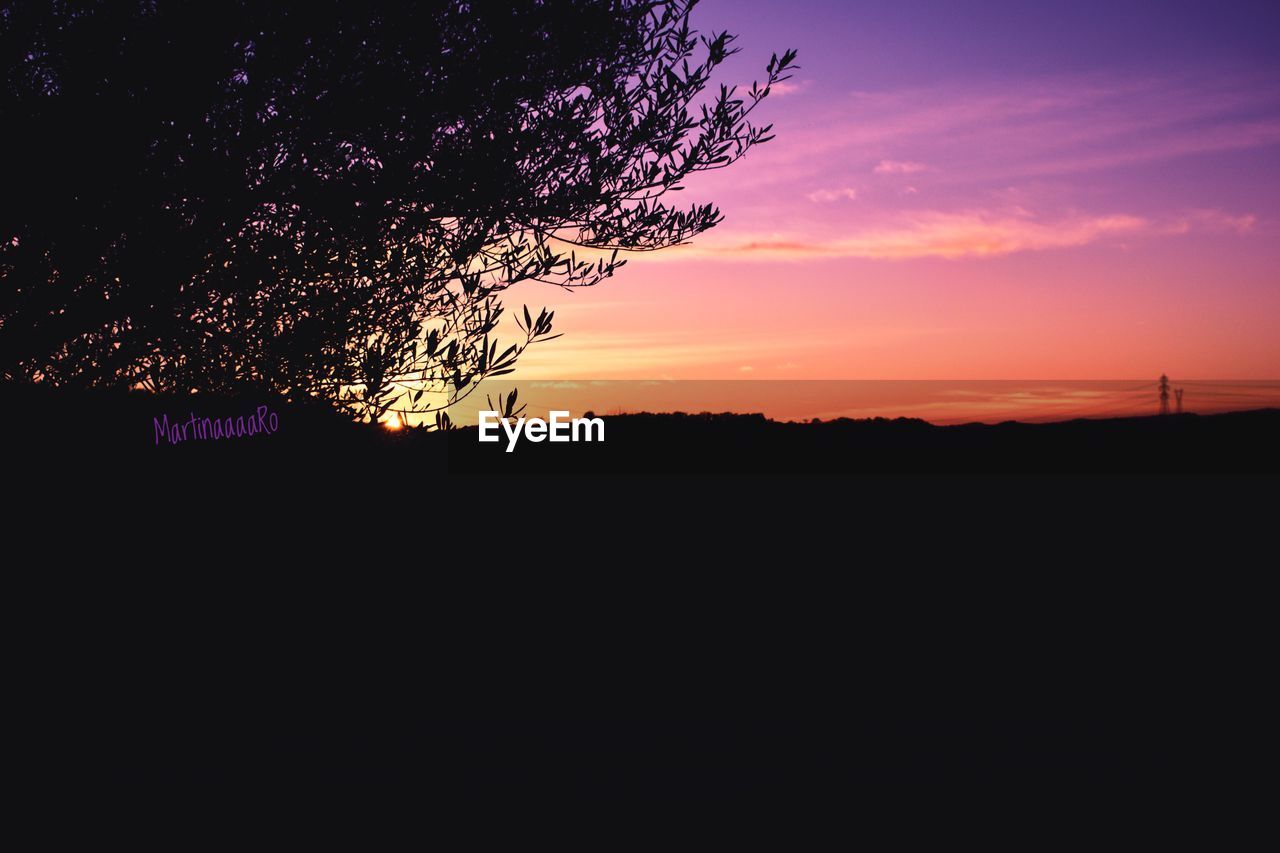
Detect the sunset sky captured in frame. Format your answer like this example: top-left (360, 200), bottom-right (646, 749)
top-left (506, 0), bottom-right (1280, 383)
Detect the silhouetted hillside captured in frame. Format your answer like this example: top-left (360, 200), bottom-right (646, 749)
top-left (435, 408), bottom-right (1280, 475)
top-left (4, 386), bottom-right (1276, 477)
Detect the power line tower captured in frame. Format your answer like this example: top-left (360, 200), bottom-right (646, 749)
top-left (1159, 374), bottom-right (1170, 415)
top-left (1175, 388), bottom-right (1184, 414)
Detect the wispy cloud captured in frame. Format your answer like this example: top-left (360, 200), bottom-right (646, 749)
top-left (700, 72), bottom-right (1280, 197)
top-left (1165, 209), bottom-right (1258, 235)
top-left (703, 212), bottom-right (1147, 259)
top-left (1017, 118), bottom-right (1280, 178)
top-left (658, 70), bottom-right (1279, 267)
top-left (806, 187), bottom-right (858, 203)
top-left (874, 160), bottom-right (930, 174)
top-left (508, 330), bottom-right (815, 377)
top-left (764, 79), bottom-right (810, 97)
top-left (638, 207), bottom-right (1263, 261)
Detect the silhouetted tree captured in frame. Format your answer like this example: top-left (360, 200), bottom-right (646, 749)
top-left (1, 1), bottom-right (794, 423)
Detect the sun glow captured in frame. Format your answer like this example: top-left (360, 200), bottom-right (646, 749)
top-left (384, 413), bottom-right (402, 430)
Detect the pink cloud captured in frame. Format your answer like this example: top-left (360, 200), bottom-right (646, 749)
top-left (806, 187), bottom-right (858, 203)
top-left (1164, 209), bottom-right (1258, 235)
top-left (503, 329), bottom-right (812, 377)
top-left (874, 160), bottom-right (930, 174)
top-left (765, 79), bottom-right (810, 97)
top-left (702, 212), bottom-right (1148, 260)
top-left (1012, 119), bottom-right (1280, 178)
top-left (692, 73), bottom-right (1280, 198)
top-left (637, 207), bottom-right (1260, 261)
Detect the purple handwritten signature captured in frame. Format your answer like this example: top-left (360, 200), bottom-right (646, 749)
top-left (154, 405), bottom-right (279, 445)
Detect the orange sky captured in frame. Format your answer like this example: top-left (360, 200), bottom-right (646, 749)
top-left (507, 241), bottom-right (1280, 382)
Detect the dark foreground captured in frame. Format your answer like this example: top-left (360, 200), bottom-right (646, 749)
top-left (7, 385), bottom-right (1275, 475)
top-left (441, 408), bottom-right (1280, 475)
top-left (6, 386), bottom-right (1273, 821)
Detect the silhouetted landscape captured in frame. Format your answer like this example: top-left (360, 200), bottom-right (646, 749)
top-left (8, 385), bottom-right (1276, 477)
top-left (445, 407), bottom-right (1280, 475)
